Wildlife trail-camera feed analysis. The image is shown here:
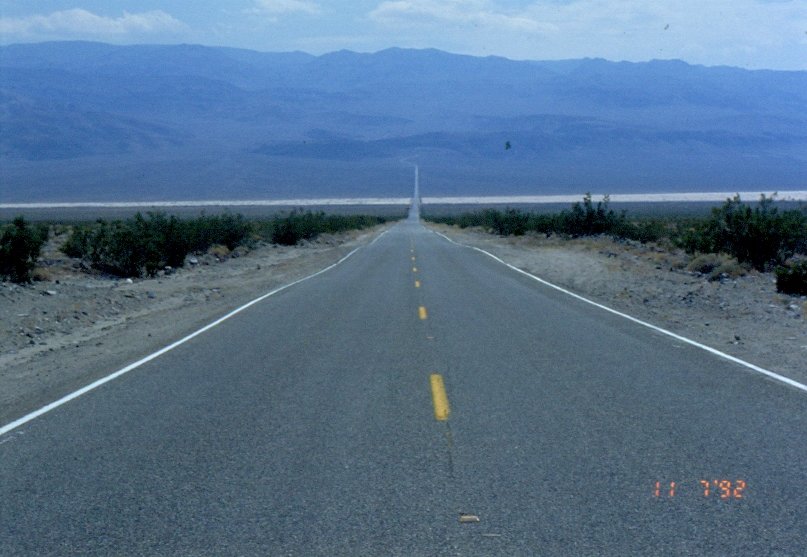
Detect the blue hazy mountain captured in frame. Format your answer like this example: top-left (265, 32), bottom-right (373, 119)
top-left (1, 41), bottom-right (805, 201)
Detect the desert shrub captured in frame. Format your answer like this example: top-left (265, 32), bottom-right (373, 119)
top-left (318, 213), bottom-right (384, 235)
top-left (430, 211), bottom-right (490, 229)
top-left (183, 213), bottom-right (252, 253)
top-left (488, 208), bottom-right (530, 236)
top-left (679, 195), bottom-right (807, 271)
top-left (151, 213), bottom-right (191, 268)
top-left (31, 267), bottom-right (54, 282)
top-left (208, 244), bottom-right (231, 259)
top-left (428, 209), bottom-right (527, 234)
top-left (429, 195), bottom-right (807, 275)
top-left (62, 212), bottom-right (259, 277)
top-left (611, 219), bottom-right (667, 244)
top-left (60, 224), bottom-right (92, 258)
top-left (63, 214), bottom-right (187, 277)
top-left (686, 253), bottom-right (747, 281)
top-left (686, 253), bottom-right (725, 275)
top-left (269, 210), bottom-right (387, 245)
top-left (775, 257), bottom-right (807, 295)
top-left (271, 211), bottom-right (315, 245)
top-left (427, 195), bottom-right (643, 241)
top-left (87, 218), bottom-right (153, 277)
top-left (428, 195), bottom-right (807, 260)
top-left (61, 210), bottom-right (388, 275)
top-left (0, 217), bottom-right (48, 283)
top-left (528, 213), bottom-right (562, 236)
top-left (559, 194), bottom-right (625, 237)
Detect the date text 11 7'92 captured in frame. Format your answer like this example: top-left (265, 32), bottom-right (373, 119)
top-left (654, 480), bottom-right (747, 499)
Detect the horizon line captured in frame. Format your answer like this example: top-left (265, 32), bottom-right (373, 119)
top-left (2, 40), bottom-right (804, 72)
top-left (2, 191), bottom-right (806, 209)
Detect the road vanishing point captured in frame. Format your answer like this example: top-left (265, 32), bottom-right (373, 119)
top-left (2, 201), bottom-right (807, 556)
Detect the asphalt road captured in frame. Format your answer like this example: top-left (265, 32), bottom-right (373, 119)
top-left (2, 211), bottom-right (807, 556)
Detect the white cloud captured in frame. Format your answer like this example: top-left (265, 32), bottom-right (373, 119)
top-left (517, 0), bottom-right (807, 66)
top-left (369, 0), bottom-right (555, 33)
top-left (252, 0), bottom-right (322, 16)
top-left (0, 9), bottom-right (187, 38)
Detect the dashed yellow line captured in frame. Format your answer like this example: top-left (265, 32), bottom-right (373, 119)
top-left (414, 280), bottom-right (421, 288)
top-left (412, 267), bottom-right (417, 273)
top-left (418, 306), bottom-right (428, 320)
top-left (411, 256), bottom-right (416, 261)
top-left (430, 374), bottom-right (451, 421)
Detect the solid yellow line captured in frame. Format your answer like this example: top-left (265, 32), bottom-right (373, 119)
top-left (430, 374), bottom-right (450, 421)
top-left (415, 280), bottom-right (421, 288)
top-left (418, 306), bottom-right (428, 320)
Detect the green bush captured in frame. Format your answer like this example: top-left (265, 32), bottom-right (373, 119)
top-left (611, 219), bottom-right (667, 244)
top-left (560, 193), bottom-right (624, 237)
top-left (62, 210), bottom-right (389, 276)
top-left (679, 195), bottom-right (807, 271)
top-left (64, 213), bottom-right (238, 277)
top-left (88, 219), bottom-right (152, 277)
top-left (429, 195), bottom-right (807, 265)
top-left (486, 208), bottom-right (529, 236)
top-left (0, 217), bottom-right (48, 283)
top-left (60, 223), bottom-right (92, 259)
top-left (271, 211), bottom-right (318, 245)
top-left (427, 195), bottom-right (650, 241)
top-left (269, 210), bottom-right (386, 245)
top-left (184, 213), bottom-right (252, 253)
top-left (776, 258), bottom-right (807, 295)
top-left (120, 212), bottom-right (193, 270)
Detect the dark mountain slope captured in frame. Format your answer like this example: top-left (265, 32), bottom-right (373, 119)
top-left (1, 42), bottom-right (805, 201)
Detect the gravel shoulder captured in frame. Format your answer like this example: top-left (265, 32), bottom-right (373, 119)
top-left (427, 223), bottom-right (807, 387)
top-left (0, 224), bottom-right (392, 425)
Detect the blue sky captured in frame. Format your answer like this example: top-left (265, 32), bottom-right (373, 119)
top-left (1, 1), bottom-right (805, 69)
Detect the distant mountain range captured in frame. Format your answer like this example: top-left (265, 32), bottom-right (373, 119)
top-left (1, 41), bottom-right (805, 202)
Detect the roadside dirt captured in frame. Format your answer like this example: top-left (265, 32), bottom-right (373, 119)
top-left (0, 225), bottom-right (392, 424)
top-left (427, 224), bottom-right (807, 386)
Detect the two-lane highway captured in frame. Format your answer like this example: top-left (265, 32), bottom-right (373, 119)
top-left (2, 212), bottom-right (807, 555)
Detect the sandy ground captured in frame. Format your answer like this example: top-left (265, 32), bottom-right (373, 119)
top-left (2, 221), bottom-right (806, 426)
top-left (426, 224), bottom-right (807, 387)
top-left (0, 225), bottom-right (392, 425)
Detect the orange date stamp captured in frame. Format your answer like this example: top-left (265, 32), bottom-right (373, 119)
top-left (653, 479), bottom-right (747, 499)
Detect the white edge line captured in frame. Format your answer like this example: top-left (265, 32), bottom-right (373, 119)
top-left (0, 244), bottom-right (367, 437)
top-left (369, 227), bottom-right (391, 246)
top-left (431, 229), bottom-right (807, 394)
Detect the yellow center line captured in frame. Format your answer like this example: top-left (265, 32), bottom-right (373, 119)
top-left (412, 267), bottom-right (417, 272)
top-left (411, 256), bottom-right (416, 261)
top-left (418, 306), bottom-right (428, 320)
top-left (430, 374), bottom-right (451, 421)
top-left (414, 280), bottom-right (421, 288)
